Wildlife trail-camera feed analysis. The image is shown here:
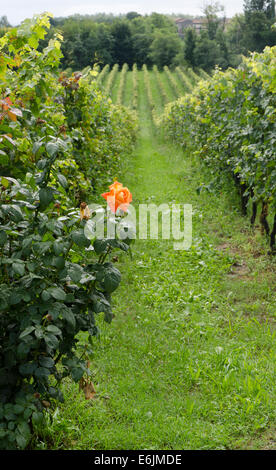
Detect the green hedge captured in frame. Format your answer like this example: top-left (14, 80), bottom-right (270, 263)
top-left (162, 47), bottom-right (276, 251)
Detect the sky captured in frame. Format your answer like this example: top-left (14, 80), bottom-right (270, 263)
top-left (2, 0), bottom-right (245, 26)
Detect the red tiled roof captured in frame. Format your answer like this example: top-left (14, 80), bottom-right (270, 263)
top-left (175, 18), bottom-right (192, 23)
top-left (192, 19), bottom-right (207, 24)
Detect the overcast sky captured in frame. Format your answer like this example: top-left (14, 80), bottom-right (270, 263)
top-left (2, 0), bottom-right (245, 26)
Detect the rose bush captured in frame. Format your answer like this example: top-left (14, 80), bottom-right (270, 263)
top-left (0, 14), bottom-right (136, 449)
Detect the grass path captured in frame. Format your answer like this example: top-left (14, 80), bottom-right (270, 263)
top-left (43, 69), bottom-right (276, 451)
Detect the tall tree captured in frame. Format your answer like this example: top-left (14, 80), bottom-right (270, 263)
top-left (111, 20), bottom-right (134, 67)
top-left (195, 31), bottom-right (229, 72)
top-left (202, 1), bottom-right (225, 40)
top-left (0, 15), bottom-right (10, 28)
top-left (194, 32), bottom-right (221, 70)
top-left (244, 0), bottom-right (275, 18)
top-left (226, 14), bottom-right (247, 64)
top-left (132, 33), bottom-right (153, 67)
top-left (184, 28), bottom-right (197, 67)
top-left (126, 12), bottom-right (141, 21)
top-left (149, 30), bottom-right (182, 68)
top-left (96, 24), bottom-right (114, 65)
top-left (243, 0), bottom-right (276, 51)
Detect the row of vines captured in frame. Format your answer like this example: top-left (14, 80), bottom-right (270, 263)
top-left (0, 14), bottom-right (137, 449)
top-left (99, 62), bottom-right (205, 114)
top-left (162, 46), bottom-right (276, 252)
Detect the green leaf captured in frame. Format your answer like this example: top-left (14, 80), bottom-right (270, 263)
top-left (101, 265), bottom-right (121, 293)
top-left (34, 327), bottom-right (44, 340)
top-left (71, 367), bottom-right (84, 383)
top-left (71, 230), bottom-right (90, 248)
top-left (37, 158), bottom-right (47, 170)
top-left (79, 273), bottom-right (96, 284)
top-left (46, 324), bottom-right (62, 336)
top-left (53, 241), bottom-right (65, 255)
top-left (39, 356), bottom-right (55, 368)
top-left (32, 411), bottom-right (44, 427)
top-left (0, 230), bottom-right (7, 246)
top-left (57, 173), bottom-right (68, 189)
top-left (93, 238), bottom-right (129, 254)
top-left (16, 433), bottom-right (28, 449)
top-left (39, 187), bottom-right (54, 210)
top-left (17, 342), bottom-right (30, 359)
top-left (19, 362), bottom-right (37, 376)
top-left (0, 151), bottom-right (9, 165)
top-left (68, 264), bottom-right (83, 283)
top-left (23, 408), bottom-right (33, 421)
top-left (19, 326), bottom-right (35, 339)
top-left (48, 287), bottom-right (66, 301)
top-left (17, 421), bottom-right (31, 439)
top-left (9, 288), bottom-right (24, 305)
top-left (1, 177), bottom-right (10, 188)
top-left (44, 333), bottom-right (59, 350)
top-left (90, 291), bottom-right (111, 314)
top-left (61, 306), bottom-right (76, 330)
top-left (109, 239), bottom-right (129, 252)
top-left (104, 310), bottom-right (113, 324)
top-left (34, 367), bottom-right (51, 379)
top-left (32, 141), bottom-right (43, 155)
top-left (93, 238), bottom-right (108, 254)
top-left (46, 141), bottom-right (59, 158)
top-left (52, 256), bottom-right (65, 271)
top-left (14, 405), bottom-right (24, 415)
top-left (22, 237), bottom-right (33, 254)
top-left (28, 35), bottom-right (39, 48)
top-left (50, 302), bottom-right (63, 320)
top-left (12, 262), bottom-right (25, 276)
top-left (41, 290), bottom-right (51, 302)
top-left (0, 429), bottom-right (7, 439)
top-left (2, 204), bottom-right (23, 222)
top-left (2, 134), bottom-right (16, 147)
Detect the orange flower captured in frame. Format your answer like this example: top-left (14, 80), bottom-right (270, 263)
top-left (101, 181), bottom-right (132, 214)
top-left (109, 181), bottom-right (123, 192)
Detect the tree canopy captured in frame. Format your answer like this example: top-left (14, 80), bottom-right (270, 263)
top-left (3, 5), bottom-right (276, 71)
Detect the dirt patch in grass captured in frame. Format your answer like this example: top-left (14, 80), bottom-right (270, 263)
top-left (227, 261), bottom-right (250, 279)
top-left (242, 427), bottom-right (276, 450)
top-left (216, 235), bottom-right (275, 326)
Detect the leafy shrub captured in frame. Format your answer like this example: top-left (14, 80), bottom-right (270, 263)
top-left (105, 63), bottom-right (119, 97)
top-left (0, 171), bottom-right (130, 449)
top-left (60, 69), bottom-right (137, 196)
top-left (0, 14), bottom-right (136, 449)
top-left (117, 63), bottom-right (128, 106)
top-left (0, 15), bottom-right (137, 200)
top-left (132, 63), bottom-right (138, 110)
top-left (153, 65), bottom-right (169, 106)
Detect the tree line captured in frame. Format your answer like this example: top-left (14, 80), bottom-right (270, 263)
top-left (1, 1), bottom-right (276, 72)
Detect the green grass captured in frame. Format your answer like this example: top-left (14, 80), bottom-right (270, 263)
top-left (160, 70), bottom-right (178, 102)
top-left (34, 65), bottom-right (276, 450)
top-left (149, 71), bottom-right (163, 114)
